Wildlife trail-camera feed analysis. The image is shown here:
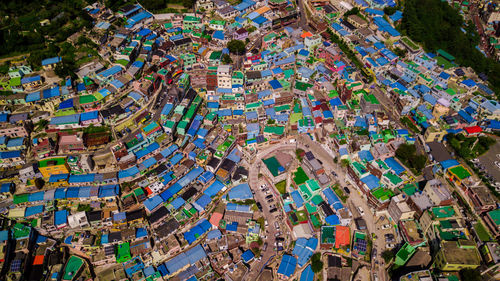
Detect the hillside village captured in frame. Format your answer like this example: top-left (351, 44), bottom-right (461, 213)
top-left (0, 0), bottom-right (499, 281)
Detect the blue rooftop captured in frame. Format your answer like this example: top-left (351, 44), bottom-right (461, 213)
top-left (41, 57), bottom-right (61, 66)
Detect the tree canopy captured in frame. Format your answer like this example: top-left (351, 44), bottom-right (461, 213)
top-left (459, 269), bottom-right (482, 281)
top-left (395, 143), bottom-right (427, 172)
top-left (311, 253), bottom-right (324, 273)
top-left (221, 54), bottom-right (233, 64)
top-left (400, 0), bottom-right (500, 95)
top-left (446, 133), bottom-right (495, 160)
top-left (0, 0), bottom-right (92, 60)
top-left (227, 40), bottom-right (246, 55)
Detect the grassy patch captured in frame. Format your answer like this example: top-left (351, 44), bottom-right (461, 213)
top-left (474, 222), bottom-right (492, 242)
top-left (295, 148), bottom-right (304, 161)
top-left (400, 116), bottom-right (420, 134)
top-left (293, 167), bottom-right (309, 185)
top-left (275, 180), bottom-right (287, 194)
top-left (401, 37), bottom-right (419, 50)
top-left (333, 186), bottom-right (348, 202)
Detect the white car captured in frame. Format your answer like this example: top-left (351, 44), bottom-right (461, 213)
top-left (358, 207), bottom-right (365, 216)
top-left (386, 243), bottom-right (395, 249)
top-left (381, 224), bottom-right (391, 229)
top-left (497, 154), bottom-right (500, 159)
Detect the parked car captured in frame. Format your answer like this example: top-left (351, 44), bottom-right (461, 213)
top-left (256, 202), bottom-right (263, 211)
top-left (385, 233), bottom-right (395, 241)
top-left (263, 242), bottom-right (268, 251)
top-left (270, 208), bottom-right (278, 213)
top-left (358, 207), bottom-right (365, 216)
top-left (267, 198), bottom-right (274, 203)
top-left (344, 187), bottom-right (350, 194)
top-left (265, 195), bottom-right (273, 199)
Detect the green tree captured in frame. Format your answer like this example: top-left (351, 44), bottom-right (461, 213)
top-left (311, 253), bottom-right (323, 273)
top-left (393, 47), bottom-right (407, 58)
top-left (401, 0), bottom-right (500, 96)
top-left (383, 6), bottom-right (397, 15)
top-left (381, 250), bottom-right (395, 263)
top-left (221, 54), bottom-right (232, 64)
top-left (343, 7), bottom-right (360, 19)
top-left (247, 26), bottom-right (257, 33)
top-left (459, 269), bottom-right (482, 281)
top-left (0, 61), bottom-right (10, 74)
top-left (395, 143), bottom-right (416, 161)
top-left (227, 40), bottom-right (246, 55)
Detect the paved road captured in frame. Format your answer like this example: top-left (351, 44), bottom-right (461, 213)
top-left (296, 134), bottom-right (389, 281)
top-left (478, 138), bottom-right (500, 184)
top-left (245, 140), bottom-right (300, 279)
top-left (297, 0), bottom-right (309, 31)
top-left (243, 134), bottom-right (388, 280)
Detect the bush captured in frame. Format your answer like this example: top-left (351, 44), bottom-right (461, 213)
top-left (446, 133), bottom-right (496, 160)
top-left (382, 250), bottom-right (395, 263)
top-left (311, 253), bottom-right (323, 273)
top-left (395, 143), bottom-right (427, 172)
top-left (227, 40), bottom-right (246, 55)
top-left (275, 180), bottom-right (287, 194)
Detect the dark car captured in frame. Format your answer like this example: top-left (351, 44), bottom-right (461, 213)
top-left (256, 202), bottom-right (263, 211)
top-left (344, 187), bottom-right (351, 194)
top-left (267, 198), bottom-right (274, 203)
top-left (276, 237), bottom-right (285, 242)
top-left (270, 208), bottom-right (278, 213)
top-left (265, 195), bottom-right (273, 199)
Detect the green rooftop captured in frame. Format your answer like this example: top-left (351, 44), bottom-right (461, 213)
top-left (295, 81), bottom-right (313, 91)
top-left (39, 157), bottom-right (66, 167)
top-left (13, 223), bottom-right (31, 239)
top-left (299, 184), bottom-right (313, 200)
top-left (305, 202), bottom-right (317, 214)
top-left (311, 194), bottom-right (324, 205)
top-left (394, 243), bottom-right (416, 266)
top-left (364, 93), bottom-right (380, 104)
top-left (432, 206), bottom-right (455, 219)
top-left (306, 179), bottom-right (321, 192)
top-left (371, 188), bottom-right (394, 202)
top-left (384, 172), bottom-right (403, 185)
top-left (62, 256), bottom-right (84, 281)
top-left (449, 165), bottom-right (471, 179)
top-left (209, 51), bottom-right (222, 60)
top-left (487, 209), bottom-right (500, 225)
top-left (116, 242), bottom-right (131, 263)
top-left (13, 193), bottom-right (29, 204)
top-left (400, 183), bottom-right (418, 196)
top-left (264, 125), bottom-right (285, 135)
top-left (321, 226), bottom-right (335, 244)
top-left (293, 167), bottom-right (309, 185)
top-left (437, 49), bottom-right (455, 61)
top-left (262, 156), bottom-right (283, 177)
top-left (79, 94), bottom-right (97, 104)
